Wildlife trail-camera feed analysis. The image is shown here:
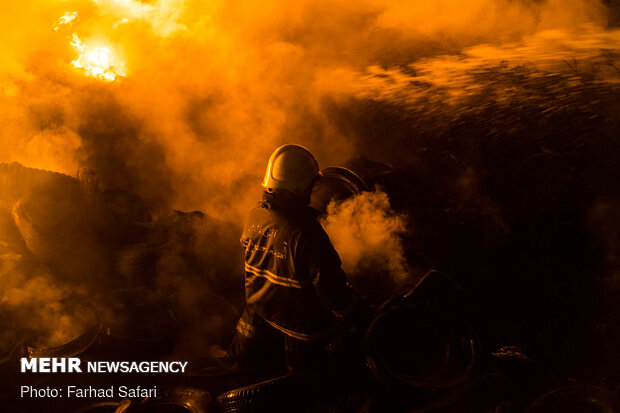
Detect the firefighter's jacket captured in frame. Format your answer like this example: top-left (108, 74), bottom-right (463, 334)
top-left (240, 202), bottom-right (356, 341)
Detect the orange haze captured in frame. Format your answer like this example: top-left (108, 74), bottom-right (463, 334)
top-left (0, 0), bottom-right (616, 220)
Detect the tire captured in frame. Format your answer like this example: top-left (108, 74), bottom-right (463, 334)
top-left (525, 384), bottom-right (615, 413)
top-left (215, 375), bottom-right (298, 413)
top-left (366, 303), bottom-right (479, 390)
top-left (12, 193), bottom-right (111, 280)
top-left (310, 167), bottom-right (369, 214)
top-left (0, 162), bottom-right (79, 203)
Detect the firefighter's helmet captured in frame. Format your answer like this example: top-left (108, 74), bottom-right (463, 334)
top-left (262, 144), bottom-right (320, 194)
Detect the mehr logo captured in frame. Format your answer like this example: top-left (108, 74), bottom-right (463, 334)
top-left (21, 358), bottom-right (82, 373)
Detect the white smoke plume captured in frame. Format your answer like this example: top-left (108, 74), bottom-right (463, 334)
top-left (321, 189), bottom-right (421, 301)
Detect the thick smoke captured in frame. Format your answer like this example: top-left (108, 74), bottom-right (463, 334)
top-left (0, 218), bottom-right (92, 354)
top-left (321, 189), bottom-right (419, 301)
top-left (0, 261), bottom-right (91, 348)
top-left (0, 0), bottom-right (614, 220)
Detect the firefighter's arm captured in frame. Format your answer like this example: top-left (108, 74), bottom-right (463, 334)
top-left (316, 267), bottom-right (359, 321)
top-left (302, 223), bottom-right (360, 323)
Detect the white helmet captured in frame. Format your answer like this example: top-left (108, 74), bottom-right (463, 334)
top-left (262, 144), bottom-right (320, 194)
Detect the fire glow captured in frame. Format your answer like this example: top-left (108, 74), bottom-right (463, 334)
top-left (69, 33), bottom-right (125, 82)
top-left (54, 10), bottom-right (126, 82)
top-left (53, 12), bottom-right (77, 31)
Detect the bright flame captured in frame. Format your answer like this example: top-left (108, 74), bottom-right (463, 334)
top-left (70, 33), bottom-right (85, 52)
top-left (53, 12), bottom-right (78, 31)
top-left (70, 34), bottom-right (125, 82)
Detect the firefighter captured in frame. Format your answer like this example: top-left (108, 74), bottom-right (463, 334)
top-left (229, 144), bottom-right (358, 373)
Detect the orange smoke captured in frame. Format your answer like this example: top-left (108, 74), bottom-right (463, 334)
top-left (0, 238), bottom-right (92, 349)
top-left (0, 0), bottom-right (616, 220)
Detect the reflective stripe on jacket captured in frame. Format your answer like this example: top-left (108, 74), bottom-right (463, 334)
top-left (240, 202), bottom-right (355, 341)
